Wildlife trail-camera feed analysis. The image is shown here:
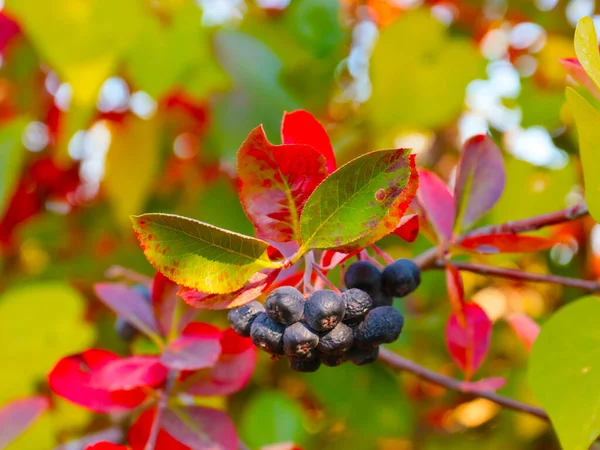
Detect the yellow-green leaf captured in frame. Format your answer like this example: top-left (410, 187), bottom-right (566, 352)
top-left (574, 16), bottom-right (600, 95)
top-left (0, 119), bottom-right (26, 216)
top-left (132, 213), bottom-right (283, 294)
top-left (566, 87), bottom-right (600, 223)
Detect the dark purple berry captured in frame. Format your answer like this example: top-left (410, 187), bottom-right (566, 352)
top-left (342, 289), bottom-right (373, 324)
top-left (344, 261), bottom-right (382, 295)
top-left (304, 290), bottom-right (345, 332)
top-left (228, 301), bottom-right (265, 337)
top-left (349, 346), bottom-right (380, 366)
top-left (264, 286), bottom-right (305, 325)
top-left (319, 352), bottom-right (348, 367)
top-left (381, 259), bottom-right (421, 297)
top-left (115, 317), bottom-right (137, 341)
top-left (317, 322), bottom-right (354, 355)
top-left (289, 357), bottom-right (321, 372)
top-left (283, 322), bottom-right (319, 359)
top-left (372, 291), bottom-right (393, 307)
top-left (354, 306), bottom-right (404, 348)
top-left (250, 313), bottom-right (285, 355)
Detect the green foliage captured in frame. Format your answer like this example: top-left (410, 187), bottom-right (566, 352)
top-left (0, 119), bottom-right (26, 216)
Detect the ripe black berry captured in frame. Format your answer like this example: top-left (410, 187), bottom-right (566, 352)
top-left (115, 317), bottom-right (137, 341)
top-left (354, 306), bottom-right (404, 348)
top-left (250, 313), bottom-right (285, 355)
top-left (289, 357), bottom-right (321, 372)
top-left (344, 261), bottom-right (382, 295)
top-left (283, 322), bottom-right (319, 359)
top-left (319, 353), bottom-right (348, 367)
top-left (372, 291), bottom-right (393, 308)
top-left (228, 301), bottom-right (265, 337)
top-left (304, 290), bottom-right (345, 332)
top-left (317, 322), bottom-right (354, 355)
top-left (264, 286), bottom-right (305, 325)
top-left (381, 259), bottom-right (421, 297)
top-left (348, 346), bottom-right (380, 366)
top-left (341, 289), bottom-right (373, 324)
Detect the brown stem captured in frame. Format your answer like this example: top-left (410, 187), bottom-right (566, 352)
top-left (378, 348), bottom-right (548, 420)
top-left (145, 371), bottom-right (177, 450)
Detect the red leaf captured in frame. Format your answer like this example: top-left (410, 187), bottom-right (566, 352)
top-left (91, 356), bottom-right (167, 391)
top-left (319, 250), bottom-right (359, 271)
top-left (445, 264), bottom-right (465, 323)
top-left (161, 406), bottom-right (237, 450)
top-left (0, 13), bottom-right (20, 54)
top-left (454, 135), bottom-right (506, 231)
top-left (48, 350), bottom-right (148, 413)
top-left (417, 169), bottom-right (455, 242)
top-left (160, 328), bottom-right (222, 371)
top-left (86, 443), bottom-right (130, 450)
top-left (0, 396), bottom-right (49, 448)
top-left (506, 313), bottom-right (540, 353)
top-left (393, 213), bottom-right (419, 242)
top-left (179, 269), bottom-right (280, 310)
top-left (237, 125), bottom-right (328, 243)
top-left (458, 377), bottom-right (507, 393)
top-left (560, 57), bottom-right (600, 100)
top-left (446, 303), bottom-right (492, 379)
top-left (459, 233), bottom-right (558, 254)
top-left (128, 409), bottom-right (189, 450)
top-left (281, 110), bottom-right (337, 173)
top-left (152, 273), bottom-right (196, 337)
top-left (185, 329), bottom-right (257, 396)
top-left (94, 283), bottom-right (160, 338)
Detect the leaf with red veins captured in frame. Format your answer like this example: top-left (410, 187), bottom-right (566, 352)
top-left (48, 350), bottom-right (149, 413)
top-left (184, 328), bottom-right (257, 397)
top-left (506, 313), bottom-right (540, 353)
top-left (281, 110), bottom-right (337, 173)
top-left (0, 396), bottom-right (48, 448)
top-left (417, 169), bottom-right (455, 242)
top-left (393, 213), bottom-right (419, 242)
top-left (445, 303), bottom-right (492, 379)
top-left (86, 443), bottom-right (130, 450)
top-left (560, 57), bottom-right (600, 100)
top-left (319, 250), bottom-right (359, 271)
top-left (160, 323), bottom-right (222, 371)
top-left (454, 135), bottom-right (506, 231)
top-left (94, 283), bottom-right (160, 339)
top-left (152, 272), bottom-right (196, 337)
top-left (458, 377), bottom-right (507, 394)
top-left (90, 356), bottom-right (167, 391)
top-left (128, 409), bottom-right (189, 450)
top-left (178, 268), bottom-right (280, 310)
top-left (445, 264), bottom-right (465, 324)
top-left (237, 125), bottom-right (328, 243)
top-left (459, 233), bottom-right (558, 254)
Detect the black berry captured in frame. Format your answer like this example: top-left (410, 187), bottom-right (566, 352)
top-left (354, 306), bottom-right (404, 348)
top-left (283, 322), bottom-right (319, 359)
top-left (317, 322), bottom-right (354, 355)
top-left (319, 352), bottom-right (348, 367)
top-left (381, 259), bottom-right (421, 297)
top-left (289, 357), bottom-right (321, 372)
top-left (344, 261), bottom-right (382, 295)
top-left (250, 313), bottom-right (285, 355)
top-left (372, 291), bottom-right (393, 308)
top-left (228, 301), bottom-right (265, 337)
top-left (348, 346), bottom-right (380, 366)
top-left (115, 317), bottom-right (137, 341)
top-left (264, 286), bottom-right (305, 325)
top-left (304, 290), bottom-right (345, 332)
top-left (341, 289), bottom-right (373, 324)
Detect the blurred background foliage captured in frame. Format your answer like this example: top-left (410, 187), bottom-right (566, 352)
top-left (0, 0), bottom-right (597, 448)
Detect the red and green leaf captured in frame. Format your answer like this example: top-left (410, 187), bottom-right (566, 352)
top-left (393, 213), bottom-right (419, 243)
top-left (417, 169), bottom-right (455, 242)
top-left (131, 213), bottom-right (284, 294)
top-left (459, 233), bottom-right (558, 254)
top-left (237, 125), bottom-right (328, 243)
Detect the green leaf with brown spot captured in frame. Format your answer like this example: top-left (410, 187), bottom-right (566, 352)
top-left (131, 213), bottom-right (283, 294)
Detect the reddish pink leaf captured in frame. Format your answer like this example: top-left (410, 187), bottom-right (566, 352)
top-left (506, 313), bottom-right (540, 353)
top-left (458, 377), bottom-right (507, 393)
top-left (237, 125), bottom-right (328, 243)
top-left (459, 233), bottom-right (558, 254)
top-left (446, 303), bottom-right (492, 378)
top-left (0, 396), bottom-right (49, 448)
top-left (152, 273), bottom-right (196, 337)
top-left (319, 250), bottom-right (359, 271)
top-left (48, 350), bottom-right (148, 413)
top-left (281, 110), bottom-right (337, 173)
top-left (179, 268), bottom-right (280, 310)
top-left (393, 213), bottom-right (419, 242)
top-left (86, 443), bottom-right (129, 450)
top-left (0, 13), bottom-right (20, 54)
top-left (445, 264), bottom-right (465, 324)
top-left (185, 328), bottom-right (257, 396)
top-left (560, 57), bottom-right (600, 100)
top-left (128, 409), bottom-right (189, 450)
top-left (94, 283), bottom-right (160, 338)
top-left (417, 169), bottom-right (455, 242)
top-left (454, 135), bottom-right (506, 230)
top-left (91, 356), bottom-right (167, 391)
top-left (161, 406), bottom-right (237, 450)
top-left (160, 332), bottom-right (221, 371)
top-left (262, 444), bottom-right (304, 450)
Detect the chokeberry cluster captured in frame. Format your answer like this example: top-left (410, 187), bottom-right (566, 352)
top-left (228, 258), bottom-right (418, 372)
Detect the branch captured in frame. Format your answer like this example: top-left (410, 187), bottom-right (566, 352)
top-left (145, 371), bottom-right (178, 450)
top-left (378, 348), bottom-right (548, 420)
top-left (435, 261), bottom-right (600, 292)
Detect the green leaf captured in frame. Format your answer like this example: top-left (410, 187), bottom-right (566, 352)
top-left (131, 213), bottom-right (283, 294)
top-left (566, 87), bottom-right (600, 223)
top-left (0, 119), bottom-right (26, 216)
top-left (574, 16), bottom-right (600, 94)
top-left (528, 296), bottom-right (600, 450)
top-left (299, 149), bottom-right (415, 252)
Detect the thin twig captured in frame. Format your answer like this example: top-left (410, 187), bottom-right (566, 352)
top-left (378, 348), bottom-right (548, 420)
top-left (145, 371), bottom-right (178, 450)
top-left (312, 265), bottom-right (342, 293)
top-left (371, 244), bottom-right (395, 265)
top-left (435, 260), bottom-right (600, 291)
top-left (303, 252), bottom-right (315, 295)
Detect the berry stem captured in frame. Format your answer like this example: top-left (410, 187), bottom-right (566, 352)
top-left (303, 252), bottom-right (315, 295)
top-left (434, 260), bottom-right (600, 291)
top-left (370, 244), bottom-right (395, 265)
top-left (312, 265), bottom-right (342, 294)
top-left (377, 348), bottom-right (548, 420)
top-left (144, 371), bottom-right (178, 450)
top-left (359, 249), bottom-right (385, 269)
